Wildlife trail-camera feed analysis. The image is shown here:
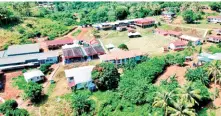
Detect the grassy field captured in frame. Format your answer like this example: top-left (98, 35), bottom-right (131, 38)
top-left (99, 27), bottom-right (178, 55)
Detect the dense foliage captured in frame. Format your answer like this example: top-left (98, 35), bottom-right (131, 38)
top-left (182, 10), bottom-right (201, 24)
top-left (119, 57), bottom-right (166, 104)
top-left (92, 62), bottom-right (120, 90)
top-left (39, 63), bottom-right (52, 74)
top-left (209, 2), bottom-right (221, 12)
top-left (71, 91), bottom-right (95, 116)
top-left (24, 82), bottom-right (43, 102)
top-left (0, 100), bottom-right (29, 116)
top-left (185, 67), bottom-right (210, 86)
top-left (164, 53), bottom-right (185, 66)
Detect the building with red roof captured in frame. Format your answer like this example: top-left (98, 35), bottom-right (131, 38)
top-left (62, 43), bottom-right (106, 64)
top-left (99, 49), bottom-right (143, 65)
top-left (207, 16), bottom-right (221, 23)
top-left (207, 35), bottom-right (221, 43)
top-left (46, 37), bottom-right (74, 49)
top-left (167, 30), bottom-right (182, 37)
top-left (169, 40), bottom-right (188, 51)
top-left (134, 18), bottom-right (155, 28)
top-left (154, 29), bottom-right (182, 37)
top-left (155, 29), bottom-right (168, 36)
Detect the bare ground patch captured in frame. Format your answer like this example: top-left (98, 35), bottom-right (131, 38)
top-left (155, 65), bottom-right (190, 86)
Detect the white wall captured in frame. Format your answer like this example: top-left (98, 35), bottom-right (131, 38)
top-left (27, 76), bottom-right (43, 83)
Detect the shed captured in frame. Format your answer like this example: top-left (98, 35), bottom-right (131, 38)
top-left (64, 66), bottom-right (95, 88)
top-left (24, 70), bottom-right (44, 83)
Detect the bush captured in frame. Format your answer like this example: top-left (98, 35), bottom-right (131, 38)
top-left (39, 63), bottom-right (51, 74)
top-left (71, 91), bottom-right (95, 116)
top-left (118, 44), bottom-right (129, 50)
top-left (24, 82), bottom-right (43, 102)
top-left (0, 100), bottom-right (29, 116)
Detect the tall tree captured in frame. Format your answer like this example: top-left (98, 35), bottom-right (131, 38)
top-left (153, 91), bottom-right (175, 115)
top-left (176, 83), bottom-right (202, 107)
top-left (24, 82), bottom-right (43, 102)
top-left (92, 62), bottom-right (120, 90)
top-left (168, 100), bottom-right (197, 116)
top-left (207, 60), bottom-right (221, 99)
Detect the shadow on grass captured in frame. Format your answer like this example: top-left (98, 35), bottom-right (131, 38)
top-left (33, 94), bottom-right (49, 107)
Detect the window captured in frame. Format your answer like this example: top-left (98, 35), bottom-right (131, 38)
top-left (69, 77), bottom-right (74, 80)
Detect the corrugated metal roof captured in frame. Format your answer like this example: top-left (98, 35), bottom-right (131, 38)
top-left (0, 51), bottom-right (58, 66)
top-left (7, 43), bottom-right (40, 56)
top-left (0, 51), bottom-right (5, 58)
top-left (65, 66), bottom-right (94, 85)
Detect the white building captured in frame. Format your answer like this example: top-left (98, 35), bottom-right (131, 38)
top-left (169, 40), bottom-right (188, 51)
top-left (64, 66), bottom-right (95, 88)
top-left (179, 35), bottom-right (201, 46)
top-left (207, 16), bottom-right (221, 23)
top-left (24, 70), bottom-right (45, 83)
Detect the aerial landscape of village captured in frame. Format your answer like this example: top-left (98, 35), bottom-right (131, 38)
top-left (0, 1), bottom-right (221, 116)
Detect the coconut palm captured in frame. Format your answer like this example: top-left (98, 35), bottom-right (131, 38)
top-left (176, 83), bottom-right (202, 107)
top-left (168, 100), bottom-right (197, 116)
top-left (152, 91), bottom-right (175, 115)
top-left (207, 60), bottom-right (221, 99)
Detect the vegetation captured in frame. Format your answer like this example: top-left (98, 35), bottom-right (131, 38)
top-left (208, 45), bottom-right (221, 54)
top-left (71, 91), bottom-right (95, 116)
top-left (92, 62), bottom-right (120, 90)
top-left (12, 75), bottom-right (27, 90)
top-left (0, 100), bottom-right (29, 116)
top-left (118, 43), bottom-right (129, 50)
top-left (209, 2), bottom-right (221, 12)
top-left (182, 10), bottom-right (201, 24)
top-left (185, 67), bottom-right (210, 86)
top-left (72, 29), bottom-right (81, 37)
top-left (39, 63), bottom-right (52, 74)
top-left (206, 60), bottom-right (221, 99)
top-left (24, 82), bottom-right (43, 102)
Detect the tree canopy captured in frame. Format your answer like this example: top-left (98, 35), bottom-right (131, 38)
top-left (0, 100), bottom-right (29, 116)
top-left (92, 62), bottom-right (120, 90)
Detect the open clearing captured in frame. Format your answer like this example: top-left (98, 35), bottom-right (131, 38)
top-left (0, 71), bottom-right (22, 100)
top-left (99, 27), bottom-right (178, 55)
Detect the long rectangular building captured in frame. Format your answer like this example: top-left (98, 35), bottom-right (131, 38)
top-left (0, 43), bottom-right (59, 71)
top-left (0, 51), bottom-right (59, 71)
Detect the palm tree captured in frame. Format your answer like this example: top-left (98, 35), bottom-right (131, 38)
top-left (168, 100), bottom-right (197, 116)
top-left (152, 91), bottom-right (175, 115)
top-left (207, 60), bottom-right (221, 99)
top-left (176, 83), bottom-right (202, 107)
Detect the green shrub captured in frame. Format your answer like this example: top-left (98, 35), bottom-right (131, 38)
top-left (208, 45), bottom-right (221, 54)
top-left (39, 63), bottom-right (51, 74)
top-left (118, 44), bottom-right (129, 50)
